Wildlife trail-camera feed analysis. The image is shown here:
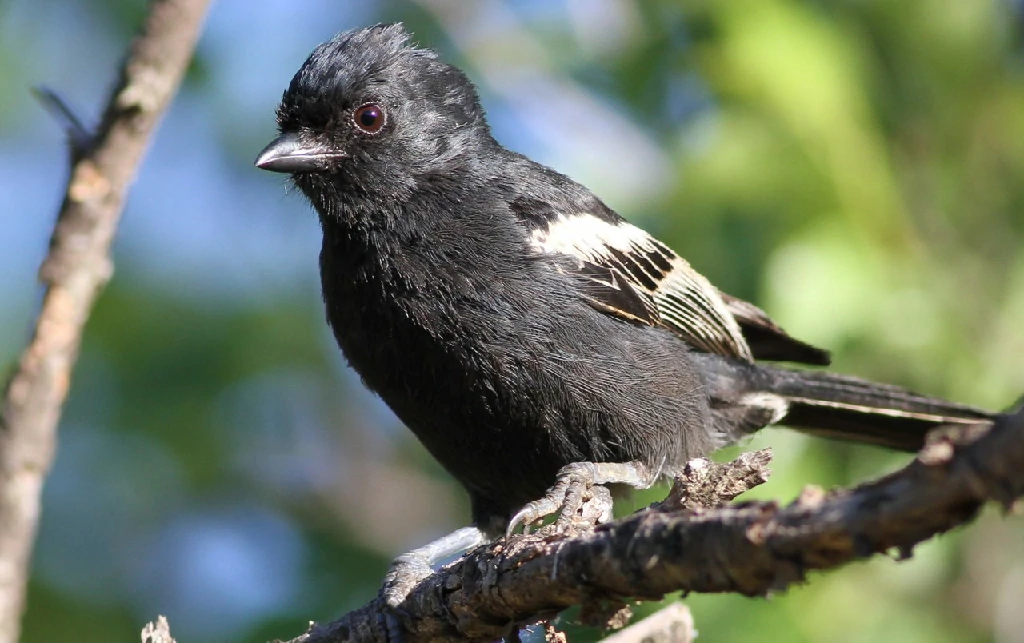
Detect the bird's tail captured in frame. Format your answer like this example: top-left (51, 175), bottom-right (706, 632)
top-left (692, 353), bottom-right (994, 451)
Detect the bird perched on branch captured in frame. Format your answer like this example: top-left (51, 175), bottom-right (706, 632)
top-left (256, 22), bottom-right (996, 605)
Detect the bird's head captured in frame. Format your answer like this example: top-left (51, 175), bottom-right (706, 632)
top-left (256, 24), bottom-right (491, 207)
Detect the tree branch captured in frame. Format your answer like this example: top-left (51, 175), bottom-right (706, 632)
top-left (0, 2), bottom-right (211, 642)
top-left (601, 603), bottom-right (694, 643)
top-left (142, 616), bottom-right (178, 643)
top-left (282, 407), bottom-right (1023, 643)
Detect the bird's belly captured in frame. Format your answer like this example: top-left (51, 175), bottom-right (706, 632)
top-left (324, 279), bottom-right (712, 523)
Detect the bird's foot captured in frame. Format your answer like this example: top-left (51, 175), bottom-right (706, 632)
top-left (379, 526), bottom-right (488, 641)
top-left (506, 461), bottom-right (657, 536)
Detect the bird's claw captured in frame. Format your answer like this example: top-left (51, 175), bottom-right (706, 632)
top-left (378, 526), bottom-right (487, 642)
top-left (506, 462), bottom-right (617, 536)
top-left (378, 553), bottom-right (432, 643)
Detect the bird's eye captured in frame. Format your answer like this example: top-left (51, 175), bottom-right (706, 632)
top-left (353, 103), bottom-right (386, 134)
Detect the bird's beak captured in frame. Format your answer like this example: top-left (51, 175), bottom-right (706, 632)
top-left (255, 132), bottom-right (344, 173)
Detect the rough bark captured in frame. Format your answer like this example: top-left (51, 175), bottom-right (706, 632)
top-left (280, 409), bottom-right (1022, 643)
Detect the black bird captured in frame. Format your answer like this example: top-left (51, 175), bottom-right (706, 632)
top-left (256, 23), bottom-right (995, 585)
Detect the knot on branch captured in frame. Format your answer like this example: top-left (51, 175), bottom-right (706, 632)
top-left (657, 448), bottom-right (773, 512)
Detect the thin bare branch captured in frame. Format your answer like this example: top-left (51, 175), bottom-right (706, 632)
top-left (0, 2), bottom-right (211, 641)
top-left (142, 616), bottom-right (178, 643)
top-left (602, 603), bottom-right (694, 643)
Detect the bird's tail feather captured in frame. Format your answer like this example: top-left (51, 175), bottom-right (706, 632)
top-left (694, 354), bottom-right (994, 452)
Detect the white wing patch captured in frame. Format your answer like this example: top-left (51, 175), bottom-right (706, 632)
top-left (530, 213), bottom-right (754, 361)
top-left (529, 212), bottom-right (648, 258)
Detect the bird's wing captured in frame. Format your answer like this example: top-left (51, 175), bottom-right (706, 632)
top-left (527, 212), bottom-right (754, 362)
top-left (717, 292), bottom-right (831, 366)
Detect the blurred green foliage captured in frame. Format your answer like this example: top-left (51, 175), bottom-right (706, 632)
top-left (3, 1), bottom-right (1023, 642)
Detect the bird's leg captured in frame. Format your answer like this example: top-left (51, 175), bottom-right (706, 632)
top-left (506, 461), bottom-right (658, 536)
top-left (379, 526), bottom-right (489, 640)
top-left (382, 526), bottom-right (488, 607)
